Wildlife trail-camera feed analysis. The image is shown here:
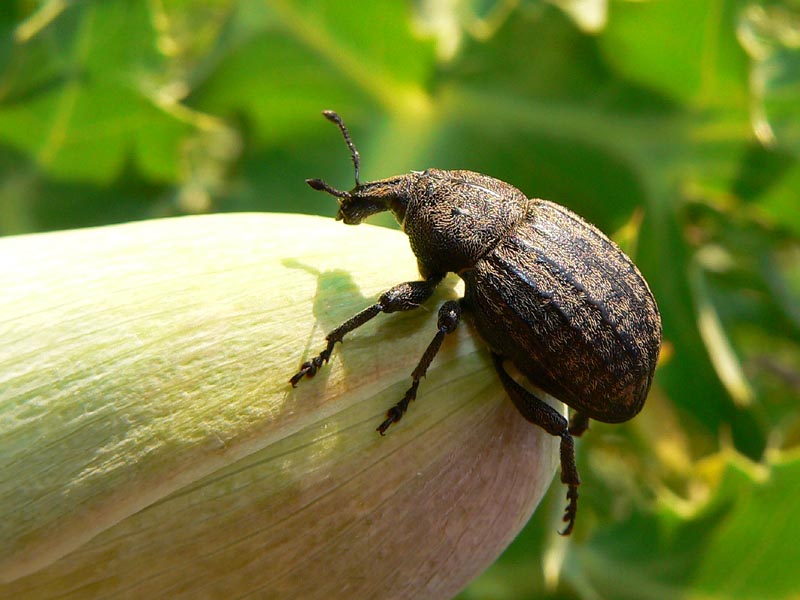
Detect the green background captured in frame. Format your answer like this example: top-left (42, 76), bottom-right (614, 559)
top-left (2, 1), bottom-right (799, 598)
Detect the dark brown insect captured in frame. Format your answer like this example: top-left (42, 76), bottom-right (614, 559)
top-left (291, 110), bottom-right (662, 535)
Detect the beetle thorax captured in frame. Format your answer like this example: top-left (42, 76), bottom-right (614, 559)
top-left (402, 169), bottom-right (528, 277)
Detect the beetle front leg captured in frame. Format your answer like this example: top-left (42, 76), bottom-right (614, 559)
top-left (377, 300), bottom-right (461, 434)
top-left (491, 353), bottom-right (581, 536)
top-left (289, 275), bottom-right (444, 387)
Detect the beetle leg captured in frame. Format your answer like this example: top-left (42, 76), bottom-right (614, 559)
top-left (290, 275), bottom-right (444, 387)
top-left (569, 412), bottom-right (590, 437)
top-left (377, 300), bottom-right (461, 434)
top-left (490, 353), bottom-right (581, 536)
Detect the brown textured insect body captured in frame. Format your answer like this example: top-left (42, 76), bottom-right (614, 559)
top-left (291, 111), bottom-right (662, 535)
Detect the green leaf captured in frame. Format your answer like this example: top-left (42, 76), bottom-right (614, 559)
top-left (600, 0), bottom-right (750, 109)
top-left (563, 451), bottom-right (800, 600)
top-left (0, 1), bottom-right (191, 183)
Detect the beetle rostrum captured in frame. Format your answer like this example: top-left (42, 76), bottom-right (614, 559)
top-left (290, 110), bottom-right (662, 535)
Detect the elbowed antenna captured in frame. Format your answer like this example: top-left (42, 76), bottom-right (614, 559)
top-left (322, 110), bottom-right (361, 186)
top-left (306, 177), bottom-right (350, 199)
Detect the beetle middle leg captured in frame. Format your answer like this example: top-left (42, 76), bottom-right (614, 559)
top-left (491, 353), bottom-right (581, 536)
top-left (290, 275), bottom-right (444, 386)
top-left (569, 412), bottom-right (590, 437)
top-left (377, 300), bottom-right (461, 434)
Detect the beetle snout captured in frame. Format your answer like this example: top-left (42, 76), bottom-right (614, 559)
top-left (336, 196), bottom-right (388, 225)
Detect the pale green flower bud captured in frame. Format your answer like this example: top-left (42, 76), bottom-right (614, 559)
top-left (0, 214), bottom-right (559, 599)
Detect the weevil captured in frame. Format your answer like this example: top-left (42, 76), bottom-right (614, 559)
top-left (290, 110), bottom-right (662, 535)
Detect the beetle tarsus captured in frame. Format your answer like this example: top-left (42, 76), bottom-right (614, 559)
top-left (289, 349), bottom-right (331, 387)
top-left (559, 484), bottom-right (579, 536)
top-left (375, 378), bottom-right (419, 435)
top-left (377, 401), bottom-right (407, 435)
top-left (377, 381), bottom-right (418, 435)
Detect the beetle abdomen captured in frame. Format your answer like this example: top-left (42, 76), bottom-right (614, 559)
top-left (464, 199), bottom-right (661, 423)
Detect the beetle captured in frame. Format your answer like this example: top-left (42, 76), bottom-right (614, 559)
top-left (290, 110), bottom-right (662, 535)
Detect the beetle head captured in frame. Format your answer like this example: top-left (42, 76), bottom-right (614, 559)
top-left (307, 110), bottom-right (413, 226)
top-left (307, 176), bottom-right (411, 225)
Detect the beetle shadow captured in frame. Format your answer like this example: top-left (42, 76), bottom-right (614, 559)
top-left (282, 258), bottom-right (461, 384)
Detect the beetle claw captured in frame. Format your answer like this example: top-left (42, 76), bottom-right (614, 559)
top-left (289, 351), bottom-right (331, 387)
top-left (289, 361), bottom-right (315, 387)
top-left (377, 407), bottom-right (402, 435)
top-left (559, 484), bottom-right (579, 536)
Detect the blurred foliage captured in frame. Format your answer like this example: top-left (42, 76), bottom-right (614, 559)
top-left (1, 0), bottom-right (799, 598)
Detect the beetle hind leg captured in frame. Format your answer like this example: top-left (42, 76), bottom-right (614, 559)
top-left (491, 353), bottom-right (581, 536)
top-left (377, 300), bottom-right (462, 434)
